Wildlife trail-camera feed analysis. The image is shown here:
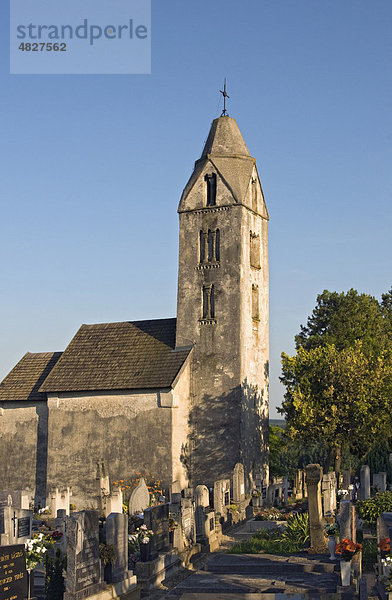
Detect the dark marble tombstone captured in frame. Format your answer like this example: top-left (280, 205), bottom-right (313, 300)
top-left (105, 513), bottom-right (133, 584)
top-left (0, 544), bottom-right (28, 600)
top-left (143, 504), bottom-right (170, 555)
top-left (64, 510), bottom-right (105, 600)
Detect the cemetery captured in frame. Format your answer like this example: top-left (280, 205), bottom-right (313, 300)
top-left (1, 456), bottom-right (392, 599)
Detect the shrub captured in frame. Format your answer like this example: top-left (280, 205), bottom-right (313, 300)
top-left (229, 513), bottom-right (309, 555)
top-left (281, 513), bottom-right (310, 548)
top-left (356, 492), bottom-right (392, 526)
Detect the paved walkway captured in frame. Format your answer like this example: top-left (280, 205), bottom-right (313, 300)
top-left (143, 524), bottom-right (360, 600)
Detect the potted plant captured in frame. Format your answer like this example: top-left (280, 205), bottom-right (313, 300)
top-left (324, 522), bottom-right (339, 560)
top-left (136, 525), bottom-right (154, 562)
top-left (99, 543), bottom-right (116, 582)
top-left (335, 538), bottom-right (362, 586)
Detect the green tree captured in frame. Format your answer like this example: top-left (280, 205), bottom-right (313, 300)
top-left (269, 425), bottom-right (328, 478)
top-left (295, 289), bottom-right (391, 356)
top-left (280, 341), bottom-right (392, 467)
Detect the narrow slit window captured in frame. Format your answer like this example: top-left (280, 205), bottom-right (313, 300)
top-left (252, 284), bottom-right (259, 321)
top-left (208, 230), bottom-right (213, 262)
top-left (202, 284), bottom-right (215, 319)
top-left (200, 230), bottom-right (205, 263)
top-left (215, 229), bottom-right (220, 261)
top-left (250, 232), bottom-right (261, 269)
top-left (205, 173), bottom-right (217, 206)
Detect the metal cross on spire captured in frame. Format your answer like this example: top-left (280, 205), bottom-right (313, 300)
top-left (220, 78), bottom-right (230, 116)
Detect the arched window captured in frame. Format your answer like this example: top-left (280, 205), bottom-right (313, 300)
top-left (205, 173), bottom-right (217, 206)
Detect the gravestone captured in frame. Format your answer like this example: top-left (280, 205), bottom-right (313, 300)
top-left (169, 481), bottom-right (182, 505)
top-left (0, 492), bottom-right (29, 541)
top-left (342, 470), bottom-right (351, 490)
top-left (377, 512), bottom-right (392, 543)
top-left (294, 470), bottom-right (303, 500)
top-left (180, 499), bottom-right (195, 547)
top-left (232, 463), bottom-right (245, 503)
top-left (213, 479), bottom-right (230, 516)
top-left (54, 512), bottom-right (67, 555)
top-left (338, 500), bottom-right (356, 542)
top-left (64, 510), bottom-right (105, 600)
top-left (105, 513), bottom-right (132, 584)
top-left (195, 486), bottom-right (210, 544)
top-left (103, 485), bottom-right (123, 518)
top-left (373, 472), bottom-right (387, 493)
top-left (128, 479), bottom-right (150, 515)
top-left (143, 504), bottom-right (170, 554)
top-left (0, 544), bottom-right (28, 600)
top-left (0, 507), bottom-right (32, 546)
top-left (322, 472), bottom-right (336, 515)
top-left (0, 491), bottom-right (29, 510)
top-left (195, 485), bottom-right (209, 509)
top-left (283, 478), bottom-right (289, 505)
top-left (305, 464), bottom-right (326, 550)
top-left (50, 487), bottom-right (71, 517)
top-left (359, 465), bottom-right (370, 500)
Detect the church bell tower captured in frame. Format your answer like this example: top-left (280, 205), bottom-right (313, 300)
top-left (176, 114), bottom-right (269, 488)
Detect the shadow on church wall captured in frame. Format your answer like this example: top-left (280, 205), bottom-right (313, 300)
top-left (182, 366), bottom-right (269, 489)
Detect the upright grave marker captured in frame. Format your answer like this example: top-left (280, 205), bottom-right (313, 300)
top-left (105, 513), bottom-right (133, 584)
top-left (0, 508), bottom-right (32, 546)
top-left (305, 464), bottom-right (326, 550)
top-left (128, 479), bottom-right (150, 515)
top-left (0, 544), bottom-right (27, 600)
top-left (143, 504), bottom-right (170, 555)
top-left (232, 463), bottom-right (245, 503)
top-left (64, 510), bottom-right (105, 600)
top-left (359, 465), bottom-right (370, 500)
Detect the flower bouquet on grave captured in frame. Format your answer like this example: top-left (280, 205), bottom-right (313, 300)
top-left (25, 533), bottom-right (54, 570)
top-left (379, 538), bottom-right (391, 558)
top-left (335, 538), bottom-right (362, 562)
top-left (136, 525), bottom-right (154, 562)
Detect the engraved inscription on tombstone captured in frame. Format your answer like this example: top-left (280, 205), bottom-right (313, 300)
top-left (144, 504), bottom-right (170, 554)
top-left (0, 544), bottom-right (28, 600)
top-left (64, 510), bottom-right (105, 600)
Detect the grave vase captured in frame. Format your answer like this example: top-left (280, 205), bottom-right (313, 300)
top-left (140, 541), bottom-right (151, 562)
top-left (328, 536), bottom-right (337, 560)
top-left (340, 559), bottom-right (351, 586)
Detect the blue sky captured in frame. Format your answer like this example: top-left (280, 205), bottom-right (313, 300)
top-left (0, 0), bottom-right (391, 418)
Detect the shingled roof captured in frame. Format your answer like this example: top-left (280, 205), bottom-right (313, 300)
top-left (0, 352), bottom-right (63, 402)
top-left (40, 318), bottom-right (192, 393)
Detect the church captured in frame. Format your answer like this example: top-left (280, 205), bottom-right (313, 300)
top-left (0, 113), bottom-right (270, 508)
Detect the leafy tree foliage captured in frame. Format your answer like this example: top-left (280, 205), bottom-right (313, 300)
top-left (269, 425), bottom-right (328, 478)
top-left (295, 289), bottom-right (391, 356)
top-left (280, 340), bottom-right (392, 459)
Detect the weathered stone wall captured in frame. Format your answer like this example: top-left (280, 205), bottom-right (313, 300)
top-left (46, 387), bottom-right (181, 508)
top-left (0, 401), bottom-right (47, 505)
top-left (172, 359), bottom-right (191, 489)
top-left (176, 152), bottom-right (269, 488)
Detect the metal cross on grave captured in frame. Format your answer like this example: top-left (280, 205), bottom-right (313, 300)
top-left (12, 511), bottom-right (18, 537)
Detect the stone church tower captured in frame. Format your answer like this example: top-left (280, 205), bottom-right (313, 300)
top-left (176, 115), bottom-right (269, 489)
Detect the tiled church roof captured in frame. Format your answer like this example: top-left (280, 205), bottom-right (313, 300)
top-left (40, 318), bottom-right (192, 393)
top-left (0, 352), bottom-right (62, 402)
